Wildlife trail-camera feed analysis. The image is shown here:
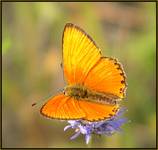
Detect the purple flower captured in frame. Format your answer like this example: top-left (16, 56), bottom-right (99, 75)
top-left (64, 108), bottom-right (127, 144)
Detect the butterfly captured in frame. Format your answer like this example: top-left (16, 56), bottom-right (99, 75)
top-left (40, 23), bottom-right (127, 122)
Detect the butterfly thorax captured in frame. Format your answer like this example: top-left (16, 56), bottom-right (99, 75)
top-left (64, 84), bottom-right (119, 105)
top-left (64, 84), bottom-right (88, 99)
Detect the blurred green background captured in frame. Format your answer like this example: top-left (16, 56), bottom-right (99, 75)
top-left (2, 2), bottom-right (156, 148)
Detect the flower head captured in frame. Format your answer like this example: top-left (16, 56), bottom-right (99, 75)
top-left (64, 107), bottom-right (127, 144)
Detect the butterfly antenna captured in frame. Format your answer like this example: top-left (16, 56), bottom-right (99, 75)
top-left (58, 88), bottom-right (64, 93)
top-left (60, 62), bottom-right (63, 68)
top-left (32, 93), bottom-right (54, 107)
top-left (60, 61), bottom-right (67, 85)
top-left (32, 102), bottom-right (37, 107)
top-left (32, 89), bottom-right (64, 107)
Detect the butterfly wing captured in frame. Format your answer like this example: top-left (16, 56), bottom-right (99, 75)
top-left (84, 57), bottom-right (127, 98)
top-left (63, 23), bottom-right (126, 99)
top-left (78, 100), bottom-right (119, 121)
top-left (40, 94), bottom-right (85, 120)
top-left (62, 23), bottom-right (101, 84)
top-left (40, 93), bottom-right (119, 122)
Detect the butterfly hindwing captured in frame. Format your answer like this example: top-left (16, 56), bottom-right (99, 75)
top-left (78, 99), bottom-right (119, 121)
top-left (84, 57), bottom-right (127, 99)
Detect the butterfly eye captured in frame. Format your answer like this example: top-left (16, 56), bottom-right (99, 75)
top-left (63, 90), bottom-right (65, 95)
top-left (63, 87), bottom-right (69, 96)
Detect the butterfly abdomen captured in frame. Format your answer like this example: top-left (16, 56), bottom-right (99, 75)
top-left (64, 85), bottom-right (117, 105)
top-left (87, 92), bottom-right (117, 105)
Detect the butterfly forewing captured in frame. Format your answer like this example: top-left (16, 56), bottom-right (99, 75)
top-left (40, 94), bottom-right (85, 120)
top-left (63, 23), bottom-right (101, 84)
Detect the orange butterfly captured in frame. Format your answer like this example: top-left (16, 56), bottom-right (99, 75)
top-left (40, 23), bottom-right (127, 122)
